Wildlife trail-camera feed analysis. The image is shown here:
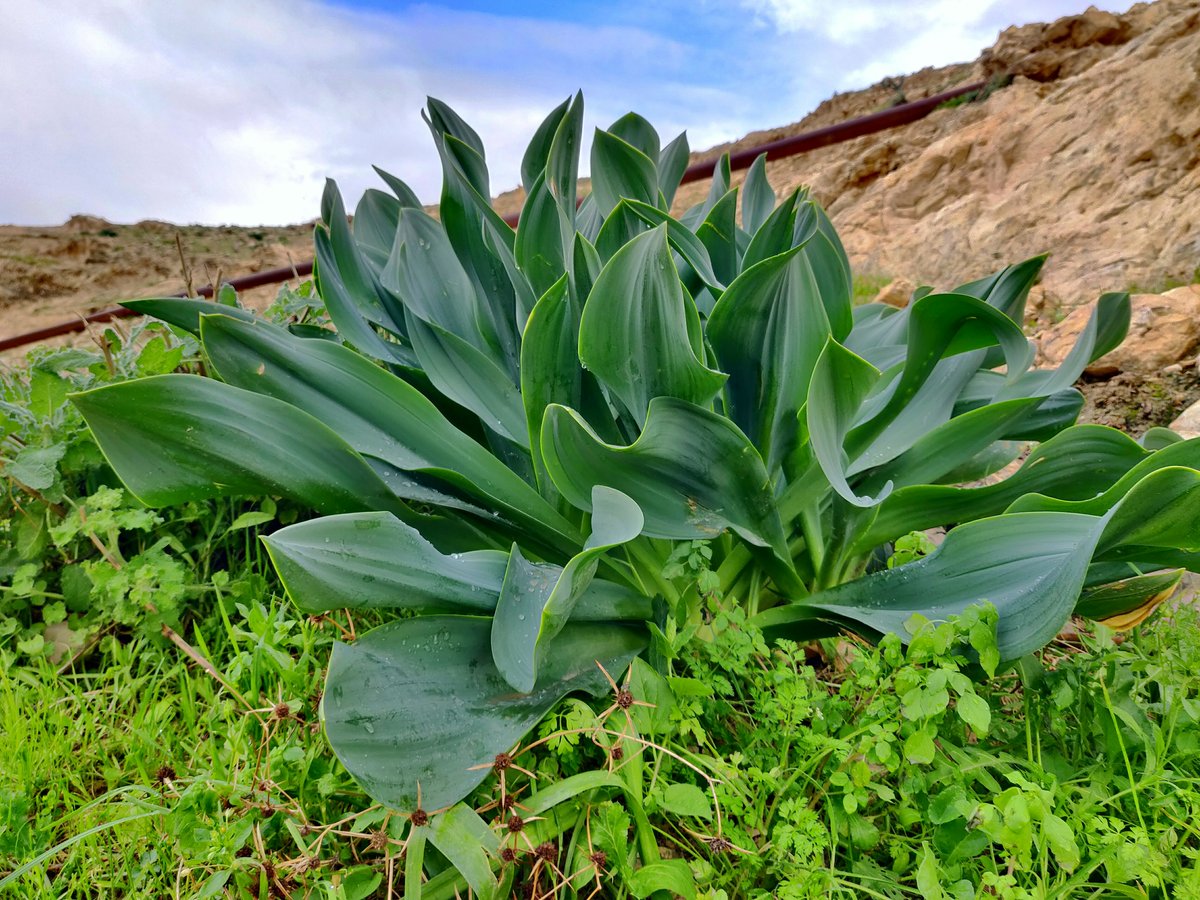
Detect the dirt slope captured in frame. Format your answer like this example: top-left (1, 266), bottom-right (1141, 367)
top-left (0, 218), bottom-right (312, 341)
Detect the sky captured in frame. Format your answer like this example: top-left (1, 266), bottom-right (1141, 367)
top-left (1, 0), bottom-right (1124, 226)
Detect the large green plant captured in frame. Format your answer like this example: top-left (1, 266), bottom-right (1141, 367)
top-left (72, 95), bottom-right (1200, 819)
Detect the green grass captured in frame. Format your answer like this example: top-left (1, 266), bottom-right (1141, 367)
top-left (1126, 266), bottom-right (1200, 295)
top-left (7, 290), bottom-right (1200, 897)
top-left (852, 272), bottom-right (893, 305)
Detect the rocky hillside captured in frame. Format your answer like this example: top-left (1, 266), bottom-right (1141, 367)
top-left (3, 0), bottom-right (1197, 356)
top-left (673, 0), bottom-right (1200, 325)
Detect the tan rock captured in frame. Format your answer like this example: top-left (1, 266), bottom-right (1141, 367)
top-left (1171, 397), bottom-right (1200, 439)
top-left (1039, 284), bottom-right (1200, 373)
top-left (872, 277), bottom-right (917, 308)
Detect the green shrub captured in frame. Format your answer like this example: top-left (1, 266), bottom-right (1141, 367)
top-left (70, 94), bottom-right (1200, 885)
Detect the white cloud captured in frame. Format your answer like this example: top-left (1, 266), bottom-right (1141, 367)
top-left (0, 0), bottom-right (721, 225)
top-left (1, 0), bottom-right (1126, 226)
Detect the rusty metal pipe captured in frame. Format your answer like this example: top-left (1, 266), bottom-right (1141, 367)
top-left (679, 80), bottom-right (983, 183)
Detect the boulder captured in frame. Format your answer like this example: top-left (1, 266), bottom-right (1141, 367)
top-left (872, 277), bottom-right (917, 308)
top-left (1039, 285), bottom-right (1200, 374)
top-left (1171, 397), bottom-right (1200, 439)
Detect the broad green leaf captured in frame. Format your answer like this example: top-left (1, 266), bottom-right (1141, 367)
top-left (578, 226), bottom-right (726, 425)
top-left (805, 203), bottom-right (853, 340)
top-left (515, 170), bottom-right (567, 298)
top-left (967, 255), bottom-right (1045, 367)
top-left (757, 511), bottom-right (1105, 660)
top-left (406, 313), bottom-right (528, 447)
top-left (1075, 569), bottom-right (1183, 621)
top-left (318, 180), bottom-right (413, 353)
top-left (742, 189), bottom-right (799, 271)
top-left (353, 188), bottom-right (402, 270)
top-left (1094, 466), bottom-right (1200, 555)
top-left (709, 247), bottom-right (831, 473)
top-left (520, 276), bottom-right (581, 499)
top-left (492, 486), bottom-right (644, 692)
top-left (657, 131), bottom-right (690, 208)
top-left (628, 860), bottom-right (697, 900)
top-left (122, 297), bottom-right (257, 336)
top-left (70, 375), bottom-right (402, 517)
top-left (660, 783), bottom-right (712, 819)
top-left (425, 130), bottom-right (522, 371)
top-left (383, 208), bottom-right (500, 359)
top-left (321, 616), bottom-right (644, 811)
top-left (264, 511), bottom-right (652, 620)
top-left (198, 314), bottom-right (579, 553)
top-left (609, 112), bottom-right (660, 164)
top-left (681, 153), bottom-right (731, 229)
top-left (265, 511), bottom-right (504, 614)
top-left (520, 96), bottom-right (570, 195)
top-left (589, 128), bottom-right (658, 217)
top-left (597, 198), bottom-right (725, 292)
top-left (763, 467), bottom-right (1200, 658)
top-left (541, 397), bottom-right (791, 563)
top-left (1006, 436), bottom-right (1200, 523)
top-left (741, 153), bottom-right (775, 234)
top-left (426, 97), bottom-right (488, 190)
top-left (996, 291), bottom-right (1129, 401)
top-left (854, 425), bottom-right (1152, 551)
top-left (696, 188), bottom-right (739, 288)
top-left (371, 165), bottom-right (422, 208)
top-left (854, 397), bottom-right (1042, 497)
top-left (1141, 426), bottom-right (1182, 450)
top-left (315, 219), bottom-right (417, 369)
top-left (806, 340), bottom-right (887, 508)
top-left (428, 805), bottom-right (499, 900)
top-left (546, 91), bottom-right (584, 222)
top-left (846, 293), bottom-right (1035, 460)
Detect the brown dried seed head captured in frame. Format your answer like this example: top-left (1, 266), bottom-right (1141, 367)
top-left (368, 828), bottom-right (389, 851)
top-left (707, 835), bottom-right (734, 854)
top-left (616, 689), bottom-right (634, 710)
top-left (507, 814), bottom-right (526, 833)
top-left (154, 765), bottom-right (176, 785)
top-left (500, 847), bottom-right (518, 863)
top-left (492, 751), bottom-right (513, 771)
top-left (501, 793), bottom-right (517, 811)
top-left (292, 855), bottom-right (320, 874)
top-left (610, 745), bottom-right (625, 761)
top-left (410, 808), bottom-right (429, 827)
top-left (534, 841), bottom-right (557, 862)
top-left (272, 702), bottom-right (291, 721)
top-left (589, 849), bottom-right (608, 869)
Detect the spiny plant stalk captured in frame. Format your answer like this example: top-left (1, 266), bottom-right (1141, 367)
top-left (72, 94), bottom-right (1200, 858)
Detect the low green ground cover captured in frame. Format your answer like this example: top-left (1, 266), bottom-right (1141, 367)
top-left (3, 321), bottom-right (1200, 897)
